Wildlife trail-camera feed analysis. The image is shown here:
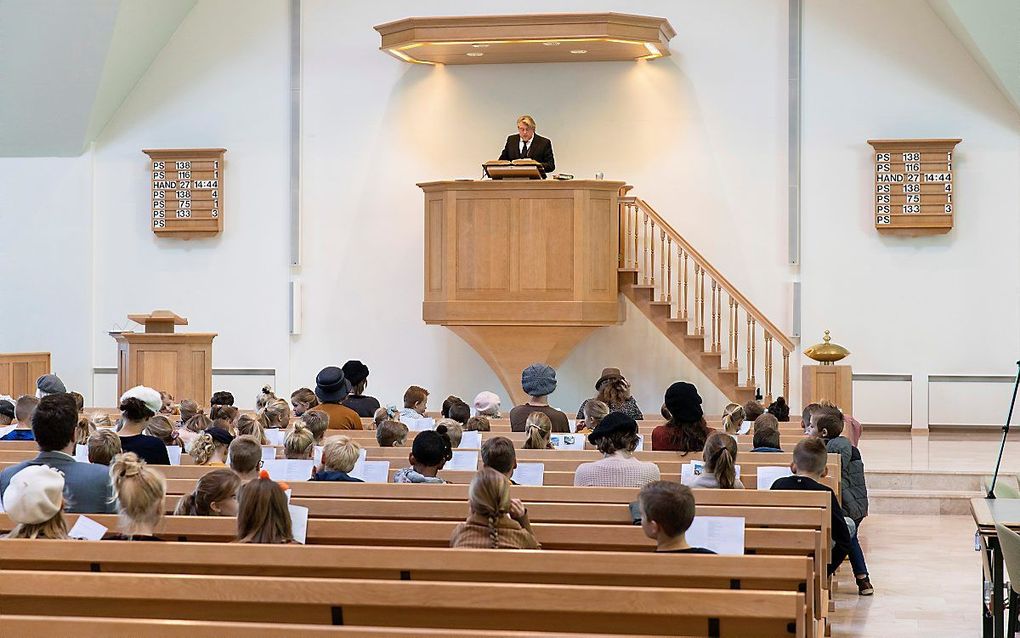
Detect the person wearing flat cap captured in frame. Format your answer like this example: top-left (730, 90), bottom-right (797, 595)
top-left (312, 366), bottom-right (362, 430)
top-left (340, 360), bottom-right (381, 418)
top-left (3, 464), bottom-right (69, 539)
top-left (509, 363), bottom-right (570, 433)
top-left (36, 374), bottom-right (67, 398)
top-left (575, 367), bottom-right (643, 421)
top-left (573, 413), bottom-right (660, 488)
top-left (117, 385), bottom-right (171, 465)
top-left (0, 393), bottom-right (116, 514)
top-left (651, 382), bottom-right (715, 452)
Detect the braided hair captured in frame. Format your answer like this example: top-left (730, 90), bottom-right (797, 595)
top-left (468, 467), bottom-right (512, 548)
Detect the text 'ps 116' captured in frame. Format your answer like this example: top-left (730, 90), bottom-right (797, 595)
top-left (868, 138), bottom-right (960, 235)
top-left (143, 148), bottom-right (226, 239)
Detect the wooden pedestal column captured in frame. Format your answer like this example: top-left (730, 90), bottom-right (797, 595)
top-left (802, 364), bottom-right (853, 413)
top-left (112, 311), bottom-right (215, 406)
top-left (419, 180), bottom-right (625, 404)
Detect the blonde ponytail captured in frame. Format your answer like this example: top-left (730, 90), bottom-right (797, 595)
top-left (703, 432), bottom-right (739, 489)
top-left (109, 452), bottom-right (166, 535)
top-left (722, 403), bottom-right (745, 435)
top-left (189, 432), bottom-right (216, 465)
top-left (522, 412), bottom-right (552, 450)
top-left (284, 422), bottom-right (315, 460)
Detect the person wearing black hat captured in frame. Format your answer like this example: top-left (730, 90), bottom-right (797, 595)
top-left (575, 367), bottom-right (644, 421)
top-left (312, 366), bottom-right (362, 430)
top-left (341, 360), bottom-right (381, 418)
top-left (651, 382), bottom-right (714, 452)
top-left (573, 413), bottom-right (660, 488)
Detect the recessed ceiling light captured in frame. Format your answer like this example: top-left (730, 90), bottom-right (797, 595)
top-left (466, 52), bottom-right (484, 57)
top-left (569, 49), bottom-right (587, 54)
top-left (543, 42), bottom-right (561, 46)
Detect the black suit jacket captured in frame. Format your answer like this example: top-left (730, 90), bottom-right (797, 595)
top-left (499, 134), bottom-right (555, 176)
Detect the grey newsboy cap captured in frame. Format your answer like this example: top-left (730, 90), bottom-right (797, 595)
top-left (36, 374), bottom-right (66, 396)
top-left (521, 363), bottom-right (557, 397)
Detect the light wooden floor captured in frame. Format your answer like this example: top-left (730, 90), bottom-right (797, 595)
top-left (859, 431), bottom-right (1020, 472)
top-left (829, 514), bottom-right (980, 637)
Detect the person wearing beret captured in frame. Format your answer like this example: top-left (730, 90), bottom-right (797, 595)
top-left (311, 366), bottom-right (362, 430)
top-left (575, 367), bottom-right (643, 421)
top-left (509, 364), bottom-right (570, 433)
top-left (340, 360), bottom-right (381, 418)
top-left (651, 382), bottom-right (715, 452)
top-left (573, 412), bottom-right (660, 488)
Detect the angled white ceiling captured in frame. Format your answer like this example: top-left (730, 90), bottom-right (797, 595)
top-left (928, 0), bottom-right (1020, 116)
top-left (0, 0), bottom-right (196, 157)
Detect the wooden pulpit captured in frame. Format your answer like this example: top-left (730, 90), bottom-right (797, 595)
top-left (802, 365), bottom-right (853, 414)
top-left (111, 310), bottom-right (215, 406)
top-left (418, 179), bottom-right (625, 404)
top-left (0, 352), bottom-right (51, 398)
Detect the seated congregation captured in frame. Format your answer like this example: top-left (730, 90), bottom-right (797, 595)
top-left (0, 361), bottom-right (872, 636)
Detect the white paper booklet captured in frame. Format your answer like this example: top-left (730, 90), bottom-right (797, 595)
top-left (685, 516), bottom-right (745, 555)
top-left (263, 459), bottom-right (315, 482)
top-left (511, 462), bottom-right (545, 486)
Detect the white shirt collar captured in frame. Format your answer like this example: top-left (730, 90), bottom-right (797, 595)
top-left (519, 135), bottom-right (536, 154)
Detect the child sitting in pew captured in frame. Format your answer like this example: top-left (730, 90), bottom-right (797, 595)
top-left (450, 467), bottom-right (540, 550)
top-left (175, 468), bottom-right (241, 516)
top-left (178, 399), bottom-right (200, 427)
top-left (235, 413), bottom-right (268, 445)
top-left (283, 422), bottom-right (315, 460)
top-left (689, 431), bottom-right (744, 489)
top-left (438, 419), bottom-right (464, 447)
top-left (448, 401), bottom-right (471, 426)
top-left (481, 436), bottom-right (518, 482)
top-left (143, 414), bottom-right (181, 449)
top-left (236, 471), bottom-right (295, 544)
top-left (376, 420), bottom-right (409, 447)
top-left (750, 424), bottom-right (783, 453)
top-left (0, 396), bottom-right (14, 426)
top-left (373, 406), bottom-right (399, 429)
top-left (3, 465), bottom-right (69, 540)
top-left (465, 415), bottom-right (490, 432)
top-left (301, 409), bottom-right (329, 444)
top-left (522, 411), bottom-right (553, 450)
top-left (399, 385), bottom-right (429, 422)
top-left (312, 435), bottom-right (364, 482)
top-left (190, 427), bottom-right (234, 466)
top-left (228, 436), bottom-right (263, 482)
top-left (74, 415), bottom-right (95, 446)
top-left (770, 438), bottom-right (852, 578)
top-left (638, 481), bottom-right (715, 553)
top-left (87, 429), bottom-right (122, 465)
top-left (2, 395), bottom-right (39, 441)
top-left (210, 404), bottom-right (240, 433)
top-left (108, 452), bottom-right (166, 541)
top-left (393, 427), bottom-right (453, 484)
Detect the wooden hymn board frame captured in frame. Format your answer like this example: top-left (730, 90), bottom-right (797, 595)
top-left (142, 148), bottom-right (226, 239)
top-left (867, 138), bottom-right (960, 235)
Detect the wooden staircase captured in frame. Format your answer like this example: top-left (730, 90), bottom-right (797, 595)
top-left (617, 192), bottom-right (795, 405)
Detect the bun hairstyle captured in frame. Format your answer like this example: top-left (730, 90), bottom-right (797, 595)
top-left (702, 432), bottom-right (739, 489)
top-left (301, 410), bottom-right (330, 443)
top-left (468, 467), bottom-right (512, 548)
top-left (523, 412), bottom-right (552, 450)
top-left (256, 385), bottom-right (279, 411)
top-left (74, 415), bottom-right (96, 446)
top-left (184, 412), bottom-right (213, 433)
top-left (290, 387), bottom-right (319, 409)
top-left (448, 402), bottom-right (471, 425)
top-left (597, 377), bottom-right (632, 408)
top-left (411, 428), bottom-right (453, 467)
top-left (210, 404), bottom-right (239, 429)
top-left (767, 396), bottom-right (790, 422)
top-left (189, 429), bottom-right (232, 466)
top-left (144, 414), bottom-right (176, 445)
top-left (437, 419), bottom-right (463, 448)
top-left (176, 398), bottom-right (200, 422)
top-left (209, 391), bottom-right (235, 407)
top-left (236, 413), bottom-right (268, 445)
top-left (465, 416), bottom-right (490, 432)
top-left (721, 403), bottom-right (746, 435)
top-left (284, 422), bottom-right (316, 460)
top-left (236, 472), bottom-right (294, 544)
top-left (109, 452), bottom-right (166, 536)
top-left (175, 468), bottom-right (241, 516)
top-left (119, 397), bottom-right (155, 422)
top-left (258, 398), bottom-right (292, 430)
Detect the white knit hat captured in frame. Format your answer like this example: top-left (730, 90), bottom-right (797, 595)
top-left (119, 385), bottom-right (163, 414)
top-left (2, 465), bottom-right (64, 524)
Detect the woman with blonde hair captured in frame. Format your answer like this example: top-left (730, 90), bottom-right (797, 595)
top-left (236, 413), bottom-right (269, 445)
top-left (722, 403), bottom-right (746, 435)
top-left (522, 411), bottom-right (553, 450)
top-left (108, 452), bottom-right (166, 540)
top-left (258, 398), bottom-right (292, 430)
top-left (690, 432), bottom-right (744, 489)
top-left (256, 385), bottom-right (280, 411)
top-left (290, 387), bottom-right (319, 417)
top-left (175, 468), bottom-right (241, 516)
top-left (450, 467), bottom-right (540, 549)
top-left (3, 465), bottom-right (69, 540)
top-left (284, 422), bottom-right (316, 460)
top-left (578, 399), bottom-right (609, 434)
top-left (236, 471), bottom-right (295, 544)
top-left (189, 427), bottom-right (234, 466)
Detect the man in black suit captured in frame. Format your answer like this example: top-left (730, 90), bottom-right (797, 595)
top-left (498, 115), bottom-right (555, 177)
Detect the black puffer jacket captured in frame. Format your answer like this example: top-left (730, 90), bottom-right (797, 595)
top-left (826, 436), bottom-right (868, 521)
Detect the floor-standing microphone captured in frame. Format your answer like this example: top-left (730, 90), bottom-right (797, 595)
top-left (987, 361), bottom-right (1020, 499)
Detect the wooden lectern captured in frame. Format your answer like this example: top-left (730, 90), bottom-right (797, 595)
top-left (418, 179), bottom-right (625, 404)
top-left (111, 310), bottom-right (216, 406)
top-left (802, 365), bottom-right (853, 414)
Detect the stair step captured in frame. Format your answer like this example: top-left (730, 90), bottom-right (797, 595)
top-left (631, 284), bottom-right (655, 291)
top-left (869, 488), bottom-right (980, 515)
top-left (649, 301), bottom-right (671, 307)
top-left (617, 267), bottom-right (639, 273)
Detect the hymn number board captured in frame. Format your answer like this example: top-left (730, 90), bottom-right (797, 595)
top-left (867, 139), bottom-right (961, 234)
top-left (142, 148), bottom-right (226, 238)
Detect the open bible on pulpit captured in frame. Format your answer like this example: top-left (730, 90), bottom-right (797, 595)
top-left (483, 158), bottom-right (544, 179)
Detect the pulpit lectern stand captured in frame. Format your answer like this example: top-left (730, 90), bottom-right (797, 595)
top-left (111, 310), bottom-right (216, 406)
top-left (483, 159), bottom-right (544, 180)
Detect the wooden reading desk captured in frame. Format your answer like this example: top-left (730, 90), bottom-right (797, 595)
top-left (971, 497), bottom-right (1020, 637)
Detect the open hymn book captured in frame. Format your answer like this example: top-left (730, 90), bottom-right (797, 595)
top-left (483, 158), bottom-right (544, 179)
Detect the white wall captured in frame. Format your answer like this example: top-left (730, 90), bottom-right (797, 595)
top-left (802, 0), bottom-right (1020, 427)
top-left (3, 0), bottom-right (1018, 425)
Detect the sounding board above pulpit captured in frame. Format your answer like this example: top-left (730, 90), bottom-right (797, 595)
top-left (418, 179), bottom-right (625, 404)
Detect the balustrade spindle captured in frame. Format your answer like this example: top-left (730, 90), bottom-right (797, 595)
top-left (681, 251), bottom-right (689, 319)
top-left (728, 299), bottom-right (737, 368)
top-left (659, 230), bottom-right (665, 302)
top-left (745, 316), bottom-right (752, 384)
top-left (698, 267), bottom-right (706, 336)
top-left (711, 281), bottom-right (718, 351)
top-left (750, 318), bottom-right (757, 386)
top-left (621, 204), bottom-right (628, 267)
top-left (633, 206), bottom-right (639, 270)
top-left (693, 264), bottom-right (701, 332)
top-left (714, 284), bottom-right (722, 352)
top-left (642, 213), bottom-right (649, 284)
top-left (666, 237), bottom-right (673, 305)
top-left (764, 334), bottom-right (773, 404)
top-left (650, 219), bottom-right (656, 290)
top-left (782, 349), bottom-right (790, 399)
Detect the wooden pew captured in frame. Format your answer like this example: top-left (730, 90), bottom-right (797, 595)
top-left (0, 540), bottom-right (816, 633)
top-left (0, 570), bottom-right (806, 637)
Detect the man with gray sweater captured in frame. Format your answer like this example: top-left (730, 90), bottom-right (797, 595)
top-left (0, 393), bottom-right (115, 514)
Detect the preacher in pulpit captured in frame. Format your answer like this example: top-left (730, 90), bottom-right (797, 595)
top-left (499, 115), bottom-right (555, 177)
